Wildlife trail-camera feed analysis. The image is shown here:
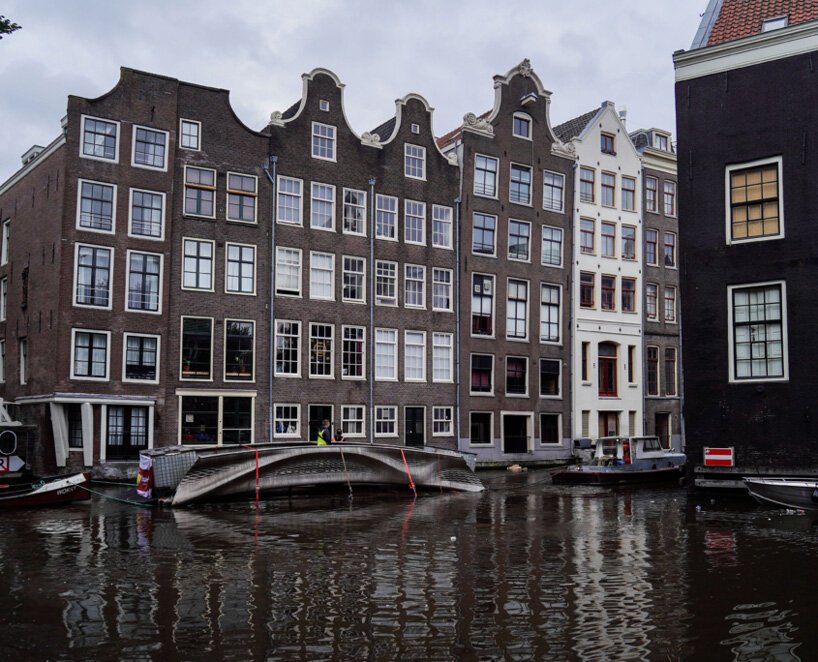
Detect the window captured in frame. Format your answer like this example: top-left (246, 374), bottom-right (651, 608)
top-left (541, 226), bottom-right (562, 267)
top-left (646, 283), bottom-right (658, 320)
top-left (75, 244), bottom-right (111, 308)
top-left (343, 189), bottom-right (366, 235)
top-left (312, 122), bottom-right (336, 160)
top-left (277, 176), bottom-right (303, 225)
top-left (78, 180), bottom-right (115, 232)
top-left (540, 284), bottom-right (560, 343)
top-left (727, 159), bottom-right (782, 241)
top-left (622, 278), bottom-right (636, 313)
top-left (581, 342), bottom-right (590, 382)
top-left (645, 229), bottom-right (658, 265)
top-left (130, 189), bottom-right (164, 238)
top-left (647, 346), bottom-right (659, 396)
top-left (601, 222), bottom-right (616, 258)
top-left (180, 119), bottom-right (200, 150)
top-left (404, 331), bottom-right (426, 382)
top-left (507, 279), bottom-right (528, 340)
top-left (126, 251), bottom-right (162, 312)
top-left (320, 99), bottom-right (331, 112)
top-left (225, 320), bottom-right (254, 381)
top-left (628, 346), bottom-right (636, 384)
top-left (540, 413), bottom-right (560, 445)
top-left (132, 126), bottom-right (168, 170)
top-left (180, 395), bottom-right (253, 445)
top-left (470, 412), bottom-right (492, 445)
top-left (664, 286), bottom-right (677, 322)
top-left (376, 194), bottom-right (397, 239)
top-left (0, 278), bottom-right (5, 321)
top-left (762, 15), bottom-right (789, 31)
top-left (342, 256), bottom-right (365, 303)
top-left (404, 264), bottom-right (425, 308)
top-left (539, 359), bottom-right (560, 396)
top-left (622, 177), bottom-right (636, 212)
top-left (275, 247), bottom-right (301, 296)
top-left (510, 164), bottom-right (532, 205)
top-left (432, 333), bottom-right (453, 382)
top-left (375, 406), bottom-right (397, 437)
top-left (342, 406), bottom-right (365, 437)
top-left (106, 406), bottom-right (149, 458)
top-left (0, 340), bottom-right (5, 383)
top-left (124, 333), bottom-right (158, 382)
top-left (601, 275), bottom-right (616, 311)
top-left (663, 180), bottom-right (676, 216)
top-left (506, 357), bottom-right (528, 395)
top-left (181, 317), bottom-right (213, 379)
top-left (580, 219), bottom-right (595, 254)
top-left (508, 220), bottom-right (531, 261)
top-left (645, 176), bottom-right (658, 213)
top-left (375, 261), bottom-right (397, 306)
top-left (81, 116), bottom-right (118, 162)
top-left (729, 282), bottom-right (786, 381)
top-left (664, 348), bottom-right (677, 396)
top-left (473, 212), bottom-right (497, 256)
top-left (543, 171), bottom-right (565, 212)
top-left (433, 407), bottom-right (453, 436)
top-left (275, 320), bottom-right (300, 376)
top-left (472, 274), bottom-right (494, 336)
top-left (654, 134), bottom-right (669, 151)
top-left (0, 219), bottom-right (8, 265)
top-left (404, 144), bottom-right (426, 179)
top-left (580, 272), bottom-right (595, 308)
top-left (309, 252), bottom-right (334, 300)
top-left (375, 328), bottom-right (397, 380)
top-left (622, 225), bottom-right (636, 260)
top-left (432, 205), bottom-right (453, 248)
top-left (410, 122), bottom-right (420, 134)
top-left (432, 268), bottom-right (452, 311)
top-left (404, 200), bottom-right (426, 244)
top-left (227, 173), bottom-right (257, 223)
top-left (274, 404), bottom-right (300, 437)
top-left (598, 342), bottom-right (617, 396)
top-left (71, 329), bottom-right (109, 380)
top-left (19, 338), bottom-right (27, 385)
top-left (310, 183), bottom-right (335, 230)
top-left (601, 132), bottom-right (615, 155)
top-left (661, 232), bottom-right (677, 269)
top-left (513, 113), bottom-right (532, 139)
top-left (309, 323), bottom-right (334, 378)
top-left (601, 172), bottom-right (615, 207)
top-left (183, 239), bottom-right (214, 291)
top-left (474, 154), bottom-right (498, 197)
top-left (342, 326), bottom-right (365, 379)
top-left (471, 354), bottom-right (493, 394)
top-left (184, 166), bottom-right (216, 218)
top-left (580, 167), bottom-right (595, 203)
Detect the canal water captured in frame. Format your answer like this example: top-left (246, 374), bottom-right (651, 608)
top-left (1, 470), bottom-right (816, 661)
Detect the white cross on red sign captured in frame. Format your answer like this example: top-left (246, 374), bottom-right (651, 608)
top-left (703, 447), bottom-right (734, 467)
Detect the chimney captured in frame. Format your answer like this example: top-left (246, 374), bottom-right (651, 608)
top-left (21, 145), bottom-right (45, 167)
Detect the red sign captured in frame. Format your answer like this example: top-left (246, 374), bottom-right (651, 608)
top-left (704, 447), bottom-right (734, 467)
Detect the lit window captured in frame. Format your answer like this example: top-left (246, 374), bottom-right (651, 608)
top-left (132, 126), bottom-right (168, 170)
top-left (404, 143), bottom-right (426, 179)
top-left (277, 176), bottom-right (303, 225)
top-left (512, 113), bottom-right (531, 139)
top-left (601, 172), bottom-right (615, 207)
top-left (343, 189), bottom-right (366, 235)
top-left (342, 326), bottom-right (365, 379)
top-left (621, 177), bottom-right (636, 211)
top-left (432, 268), bottom-right (452, 311)
top-left (543, 171), bottom-right (565, 212)
top-left (471, 274), bottom-right (494, 336)
top-left (275, 247), bottom-right (301, 296)
top-left (432, 333), bottom-right (453, 382)
top-left (506, 278), bottom-right (528, 340)
top-left (510, 164), bottom-right (532, 205)
top-left (310, 182), bottom-right (335, 230)
top-left (130, 188), bottom-right (164, 238)
top-left (432, 205), bottom-right (453, 248)
top-left (81, 116), bottom-right (118, 162)
top-left (404, 200), bottom-right (426, 244)
top-left (126, 251), bottom-right (162, 312)
top-left (405, 264), bottom-right (425, 309)
top-left (71, 329), bottom-right (109, 380)
top-left (226, 243), bottom-right (256, 295)
top-left (312, 122), bottom-right (336, 161)
top-left (580, 167), bottom-right (595, 203)
top-left (309, 251), bottom-right (334, 300)
top-left (183, 239), bottom-right (214, 291)
top-left (376, 195), bottom-right (397, 239)
top-left (375, 328), bottom-right (397, 380)
top-left (75, 244), bottom-right (111, 308)
top-left (309, 323), bottom-right (334, 378)
top-left (404, 330), bottom-right (426, 382)
top-left (506, 356), bottom-right (528, 395)
top-left (180, 119), bottom-right (200, 150)
top-left (181, 317), bottom-right (213, 379)
top-left (473, 212), bottom-right (496, 255)
top-left (78, 180), bottom-right (115, 232)
top-left (227, 173), bottom-right (258, 223)
top-left (540, 284), bottom-right (560, 343)
top-left (275, 320), bottom-right (300, 376)
top-left (184, 166), bottom-right (216, 218)
top-left (727, 159), bottom-right (782, 241)
top-left (124, 333), bottom-right (158, 382)
top-left (474, 155), bottom-right (498, 197)
top-left (342, 256), bottom-right (365, 303)
top-left (375, 261), bottom-right (397, 306)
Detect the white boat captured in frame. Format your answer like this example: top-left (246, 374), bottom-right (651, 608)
top-left (744, 477), bottom-right (818, 511)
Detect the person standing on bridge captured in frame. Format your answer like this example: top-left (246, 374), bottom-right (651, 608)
top-left (317, 419), bottom-right (333, 445)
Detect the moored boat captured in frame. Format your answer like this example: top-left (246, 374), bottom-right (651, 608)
top-left (743, 477), bottom-right (818, 511)
top-left (0, 472), bottom-right (90, 508)
top-left (552, 436), bottom-right (686, 485)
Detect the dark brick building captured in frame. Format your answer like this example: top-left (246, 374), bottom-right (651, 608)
top-left (674, 0), bottom-right (818, 482)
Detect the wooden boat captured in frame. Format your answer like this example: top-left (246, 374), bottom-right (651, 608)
top-left (744, 477), bottom-right (818, 511)
top-left (0, 472), bottom-right (90, 508)
top-left (552, 436), bottom-right (686, 485)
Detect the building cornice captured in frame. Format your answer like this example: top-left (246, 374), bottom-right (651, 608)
top-left (640, 147), bottom-right (677, 176)
top-left (674, 20), bottom-right (818, 81)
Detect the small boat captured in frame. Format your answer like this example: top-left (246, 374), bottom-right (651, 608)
top-left (744, 477), bottom-right (818, 511)
top-left (0, 472), bottom-right (90, 508)
top-left (552, 436), bottom-right (686, 485)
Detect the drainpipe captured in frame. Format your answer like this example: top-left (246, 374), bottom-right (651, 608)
top-left (262, 156), bottom-right (278, 443)
top-left (568, 160), bottom-right (577, 443)
top-left (368, 177), bottom-right (376, 444)
top-left (454, 195), bottom-right (462, 451)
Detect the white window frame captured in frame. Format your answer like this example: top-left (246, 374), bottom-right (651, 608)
top-left (183, 165), bottom-right (217, 219)
top-left (179, 118), bottom-right (201, 151)
top-left (404, 143), bottom-right (426, 180)
top-left (274, 319), bottom-right (301, 378)
top-left (469, 411), bottom-right (494, 446)
top-left (404, 330), bottom-right (426, 382)
top-left (80, 115), bottom-right (120, 163)
top-left (664, 286), bottom-right (677, 323)
top-left (0, 219), bottom-right (8, 265)
top-left (131, 125), bottom-right (169, 172)
top-left (512, 112), bottom-right (532, 140)
top-left (472, 212), bottom-right (497, 257)
top-left (128, 187), bottom-right (165, 241)
top-left (509, 162), bottom-right (533, 206)
top-left (508, 218), bottom-right (532, 263)
top-left (310, 182), bottom-right (336, 231)
top-left (505, 355), bottom-right (529, 397)
top-left (470, 353), bottom-right (495, 396)
top-left (432, 332), bottom-right (453, 383)
top-left (645, 229), bottom-right (659, 266)
top-left (432, 406), bottom-right (454, 437)
top-left (725, 156), bottom-right (784, 244)
top-left (471, 273), bottom-right (496, 339)
top-left (70, 328), bottom-right (111, 381)
top-left (342, 188), bottom-right (367, 236)
top-left (432, 205), bottom-right (453, 249)
top-left (0, 277), bottom-right (6, 321)
top-left (375, 260), bottom-right (398, 307)
top-left (539, 413), bottom-right (562, 446)
top-left (0, 339), bottom-right (5, 383)
top-left (122, 332), bottom-right (161, 385)
top-left (474, 154), bottom-right (499, 199)
top-left (180, 316), bottom-right (214, 382)
top-left (432, 268), bottom-right (453, 312)
top-left (645, 176), bottom-right (658, 213)
top-left (539, 283), bottom-right (562, 345)
top-left (542, 170), bottom-right (565, 212)
top-left (646, 282), bottom-right (659, 321)
top-left (342, 255), bottom-right (366, 304)
top-left (311, 122), bottom-right (337, 162)
top-left (76, 179), bottom-right (117, 234)
top-left (404, 263), bottom-right (426, 309)
top-left (19, 338), bottom-right (27, 385)
top-left (73, 243), bottom-right (113, 311)
top-left (276, 176), bottom-right (303, 225)
top-left (541, 225), bottom-right (563, 268)
top-left (506, 277), bottom-right (530, 342)
top-left (125, 250), bottom-right (164, 315)
top-left (375, 406), bottom-right (398, 438)
top-left (225, 242), bottom-right (257, 296)
top-left (274, 404), bottom-right (300, 438)
top-left (375, 328), bottom-right (398, 381)
top-left (404, 200), bottom-right (426, 246)
top-left (226, 172), bottom-right (259, 224)
top-left (309, 251), bottom-right (335, 301)
top-left (375, 194), bottom-right (398, 241)
top-left (182, 237), bottom-right (215, 292)
top-left (309, 322), bottom-right (335, 379)
top-left (341, 325), bottom-right (366, 380)
top-left (275, 247), bottom-right (302, 297)
top-left (341, 405), bottom-right (366, 438)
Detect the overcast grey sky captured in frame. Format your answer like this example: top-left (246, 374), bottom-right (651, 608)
top-left (0, 1), bottom-right (706, 180)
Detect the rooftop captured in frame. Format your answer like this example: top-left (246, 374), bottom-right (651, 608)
top-left (697, 0), bottom-right (818, 48)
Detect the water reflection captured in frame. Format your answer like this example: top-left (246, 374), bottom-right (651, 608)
top-left (3, 475), bottom-right (818, 659)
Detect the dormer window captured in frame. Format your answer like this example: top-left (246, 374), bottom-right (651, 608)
top-left (601, 132), bottom-right (615, 155)
top-left (762, 15), bottom-right (788, 32)
top-left (512, 113), bottom-right (531, 140)
top-left (654, 133), bottom-right (669, 151)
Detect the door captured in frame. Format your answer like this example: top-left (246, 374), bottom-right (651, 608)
top-left (308, 405), bottom-right (333, 444)
top-left (655, 412), bottom-right (671, 449)
top-left (503, 414), bottom-right (529, 453)
top-left (598, 411), bottom-right (619, 437)
top-left (405, 407), bottom-right (425, 447)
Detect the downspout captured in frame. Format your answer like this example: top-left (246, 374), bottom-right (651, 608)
top-left (262, 156), bottom-right (278, 443)
top-left (568, 159), bottom-right (577, 443)
top-left (454, 193), bottom-right (462, 451)
top-left (368, 177), bottom-right (376, 444)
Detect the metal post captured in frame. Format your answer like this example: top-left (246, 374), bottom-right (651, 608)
top-left (262, 156), bottom-right (278, 443)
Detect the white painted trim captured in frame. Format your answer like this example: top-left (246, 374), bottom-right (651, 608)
top-left (69, 328), bottom-right (111, 382)
top-left (273, 402), bottom-right (301, 438)
top-left (403, 263), bottom-right (426, 310)
top-left (308, 322), bottom-right (335, 380)
top-left (468, 410), bottom-right (495, 448)
top-left (223, 318), bottom-right (256, 384)
top-left (276, 175), bottom-right (304, 226)
top-left (724, 156), bottom-right (785, 245)
top-left (122, 332), bottom-right (161, 385)
top-left (309, 250), bottom-right (336, 301)
top-left (73, 242), bottom-right (114, 311)
top-left (130, 124), bottom-right (169, 172)
top-left (403, 329), bottom-right (426, 383)
top-left (76, 179), bottom-right (117, 235)
top-left (311, 121), bottom-right (337, 162)
top-left (341, 255), bottom-right (367, 304)
top-left (341, 324), bottom-right (366, 380)
top-left (538, 412), bottom-right (563, 446)
top-left (224, 241), bottom-right (258, 296)
top-left (541, 224), bottom-right (564, 269)
top-left (275, 246), bottom-right (303, 298)
top-left (181, 237), bottom-right (215, 293)
top-left (309, 181), bottom-right (336, 232)
top-left (80, 115), bottom-right (120, 164)
top-left (226, 171), bottom-right (259, 224)
top-left (341, 187), bottom-right (367, 237)
top-left (404, 143), bottom-right (427, 181)
top-left (183, 165), bottom-right (217, 220)
top-left (274, 318), bottom-right (301, 378)
top-left (124, 249), bottom-right (164, 315)
top-left (179, 118), bottom-right (201, 151)
top-left (127, 187), bottom-right (166, 241)
top-left (180, 316), bottom-right (215, 382)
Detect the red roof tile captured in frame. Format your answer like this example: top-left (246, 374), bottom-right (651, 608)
top-left (708, 0), bottom-right (818, 46)
top-left (436, 111), bottom-right (491, 149)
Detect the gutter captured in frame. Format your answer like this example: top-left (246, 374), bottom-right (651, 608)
top-left (262, 156), bottom-right (278, 443)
